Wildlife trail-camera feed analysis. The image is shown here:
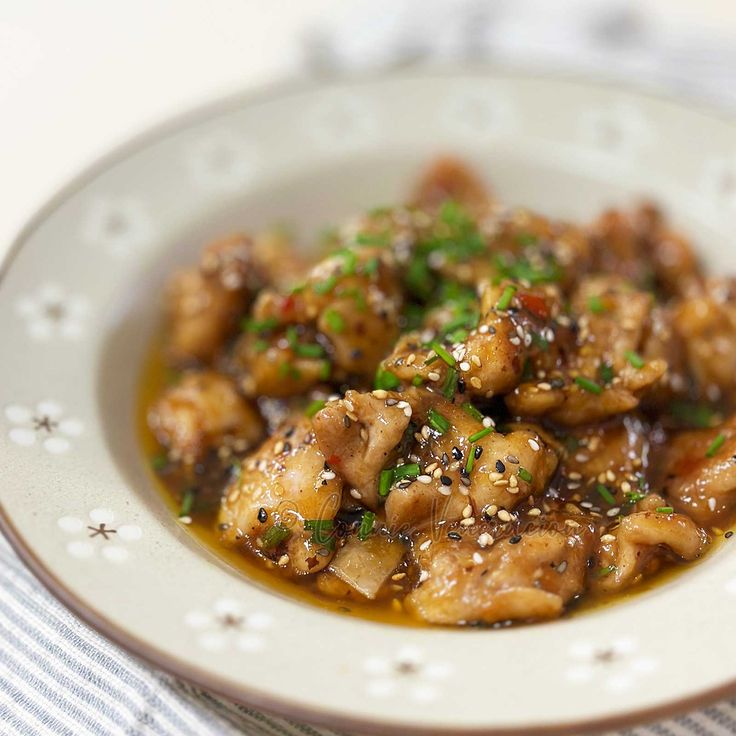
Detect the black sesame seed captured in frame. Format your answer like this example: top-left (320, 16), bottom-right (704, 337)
top-left (448, 531), bottom-right (462, 540)
top-left (506, 454), bottom-right (519, 465)
top-left (474, 446), bottom-right (483, 459)
top-left (323, 461), bottom-right (331, 471)
top-left (727, 531), bottom-right (734, 539)
top-left (441, 452), bottom-right (449, 466)
top-left (283, 442), bottom-right (292, 453)
top-left (257, 508), bottom-right (268, 523)
top-left (509, 535), bottom-right (522, 544)
top-left (495, 460), bottom-right (506, 473)
top-left (386, 398), bottom-right (398, 406)
top-left (343, 415), bottom-right (352, 428)
top-left (460, 476), bottom-right (471, 487)
top-left (440, 475), bottom-right (452, 486)
top-left (452, 446), bottom-right (463, 461)
top-left (457, 378), bottom-right (466, 394)
top-left (284, 426), bottom-right (295, 438)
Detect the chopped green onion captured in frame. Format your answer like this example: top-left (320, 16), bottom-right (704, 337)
top-left (179, 487), bottom-right (196, 517)
top-left (468, 426), bottom-right (494, 443)
top-left (706, 433), bottom-right (726, 458)
top-left (151, 454), bottom-right (168, 471)
top-left (254, 339), bottom-right (268, 353)
top-left (624, 490), bottom-right (647, 504)
top-left (427, 408), bottom-right (451, 435)
top-left (305, 399), bottom-right (326, 418)
top-left (656, 506), bottom-right (674, 514)
top-left (293, 342), bottom-right (325, 359)
top-left (336, 248), bottom-right (357, 275)
top-left (598, 362), bottom-right (614, 384)
top-left (378, 469), bottom-right (394, 497)
top-left (669, 400), bottom-right (715, 428)
top-left (318, 361), bottom-right (331, 381)
top-left (364, 256), bottom-right (380, 274)
top-left (429, 341), bottom-right (456, 367)
top-left (441, 368), bottom-right (459, 399)
top-left (243, 316), bottom-right (279, 333)
top-left (574, 376), bottom-right (603, 395)
top-left (278, 362), bottom-right (301, 380)
top-left (375, 367), bottom-right (401, 391)
top-left (461, 403), bottom-right (484, 423)
top-left (597, 565), bottom-right (617, 578)
top-left (596, 484), bottom-right (616, 505)
top-left (624, 350), bottom-right (645, 369)
top-left (357, 511), bottom-right (376, 541)
top-left (588, 295), bottom-right (606, 314)
top-left (411, 375), bottom-right (424, 387)
top-left (323, 308), bottom-right (345, 333)
top-left (465, 446), bottom-right (477, 474)
top-left (262, 523), bottom-right (291, 549)
top-left (393, 463), bottom-right (420, 480)
top-left (516, 232), bottom-right (538, 247)
top-left (313, 274), bottom-right (338, 295)
top-left (518, 467), bottom-right (533, 483)
top-left (304, 519), bottom-right (336, 550)
top-left (495, 285), bottom-right (516, 311)
top-left (355, 232), bottom-right (389, 246)
top-left (339, 287), bottom-right (366, 310)
top-left (423, 354), bottom-right (440, 366)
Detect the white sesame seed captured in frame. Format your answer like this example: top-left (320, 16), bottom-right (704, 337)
top-left (179, 515), bottom-right (192, 525)
top-left (606, 507), bottom-right (621, 517)
top-left (344, 400), bottom-right (355, 412)
top-left (621, 481), bottom-right (632, 493)
top-left (273, 440), bottom-right (284, 455)
top-left (277, 554), bottom-right (290, 566)
top-left (606, 469), bottom-right (616, 482)
top-left (438, 486), bottom-right (452, 496)
top-left (428, 371), bottom-right (441, 382)
top-left (488, 472), bottom-right (503, 481)
top-left (493, 479), bottom-right (509, 487)
top-left (509, 336), bottom-right (521, 346)
top-left (350, 488), bottom-right (362, 499)
top-left (528, 508), bottom-right (542, 516)
top-left (509, 474), bottom-right (518, 488)
top-left (565, 519), bottom-right (581, 528)
top-left (708, 497), bottom-right (717, 511)
top-left (419, 539), bottom-right (432, 551)
top-left (462, 504), bottom-right (473, 518)
top-left (498, 509), bottom-right (512, 522)
top-left (417, 475), bottom-right (432, 485)
top-left (600, 534), bottom-right (616, 543)
top-left (482, 417), bottom-right (493, 428)
top-left (419, 570), bottom-right (430, 583)
top-left (403, 407), bottom-right (412, 417)
top-left (391, 572), bottom-right (406, 581)
top-left (459, 361), bottom-right (471, 372)
top-left (372, 389), bottom-right (388, 399)
top-left (478, 532), bottom-right (493, 547)
top-left (485, 504), bottom-right (498, 517)
top-left (460, 517), bottom-right (476, 527)
top-left (472, 552), bottom-right (483, 564)
top-left (538, 382), bottom-right (552, 391)
top-left (425, 462), bottom-right (438, 474)
top-left (322, 470), bottom-right (336, 480)
top-left (479, 324), bottom-right (489, 334)
top-left (528, 438), bottom-right (540, 452)
top-left (471, 355), bottom-right (482, 367)
top-left (470, 377), bottom-right (482, 389)
top-left (568, 472), bottom-right (582, 481)
top-left (407, 353), bottom-right (416, 366)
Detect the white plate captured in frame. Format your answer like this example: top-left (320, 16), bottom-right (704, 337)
top-left (2, 70), bottom-right (736, 735)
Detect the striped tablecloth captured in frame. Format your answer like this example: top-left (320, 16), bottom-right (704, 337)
top-left (4, 1), bottom-right (736, 734)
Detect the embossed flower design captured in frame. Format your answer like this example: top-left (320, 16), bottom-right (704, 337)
top-left (184, 598), bottom-right (272, 652)
top-left (57, 508), bottom-right (142, 562)
top-left (5, 400), bottom-right (83, 454)
top-left (81, 196), bottom-right (153, 257)
top-left (440, 87), bottom-right (514, 139)
top-left (185, 130), bottom-right (258, 193)
top-left (578, 103), bottom-right (651, 157)
top-left (565, 636), bottom-right (658, 692)
top-left (304, 92), bottom-right (377, 151)
top-left (15, 283), bottom-right (88, 341)
top-left (363, 646), bottom-right (452, 702)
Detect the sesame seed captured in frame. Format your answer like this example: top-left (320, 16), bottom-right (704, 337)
top-left (433, 468), bottom-right (442, 478)
top-left (506, 454), bottom-right (519, 465)
top-left (509, 336), bottom-right (521, 346)
top-left (478, 532), bottom-right (493, 547)
top-left (528, 438), bottom-right (540, 452)
top-left (428, 371), bottom-right (441, 382)
top-left (482, 417), bottom-right (493, 428)
top-left (372, 389), bottom-right (388, 399)
top-left (407, 353), bottom-right (416, 366)
top-left (472, 552), bottom-right (483, 564)
top-left (493, 479), bottom-right (509, 487)
top-left (568, 472), bottom-right (582, 481)
top-left (460, 517), bottom-right (475, 526)
top-left (462, 504), bottom-right (473, 518)
top-left (538, 382), bottom-right (552, 391)
top-left (528, 508), bottom-right (542, 516)
top-left (440, 475), bottom-right (452, 486)
top-left (600, 534), bottom-right (616, 543)
top-left (470, 377), bottom-right (482, 389)
top-left (606, 507), bottom-right (621, 517)
top-left (479, 324), bottom-right (489, 334)
top-left (391, 572), bottom-right (406, 581)
top-left (606, 469), bottom-right (616, 482)
top-left (425, 462), bottom-right (438, 473)
top-left (179, 515), bottom-right (192, 525)
top-left (417, 475), bottom-right (432, 485)
top-left (471, 355), bottom-right (482, 367)
top-left (322, 470), bottom-right (336, 480)
top-left (419, 539), bottom-right (432, 551)
top-left (459, 361), bottom-right (471, 372)
top-left (555, 560), bottom-right (568, 574)
top-left (438, 486), bottom-right (452, 496)
top-left (273, 440), bottom-right (284, 455)
top-left (621, 481), bottom-right (632, 493)
top-left (498, 509), bottom-right (512, 522)
top-left (350, 488), bottom-right (362, 499)
top-left (344, 400), bottom-right (355, 412)
top-left (708, 497), bottom-right (717, 511)
top-left (565, 519), bottom-right (581, 528)
top-left (277, 554), bottom-right (290, 566)
top-left (509, 534), bottom-right (522, 544)
top-left (419, 570), bottom-right (430, 583)
top-left (484, 505), bottom-right (498, 518)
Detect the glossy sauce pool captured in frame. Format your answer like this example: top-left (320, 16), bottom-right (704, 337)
top-left (137, 339), bottom-right (728, 628)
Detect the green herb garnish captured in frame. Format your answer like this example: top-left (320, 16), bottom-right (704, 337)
top-left (393, 463), bottom-right (420, 480)
top-left (324, 308), bottom-right (345, 333)
top-left (305, 399), bottom-right (326, 418)
top-left (495, 285), bottom-right (516, 311)
top-left (588, 295), bottom-right (606, 314)
top-left (441, 368), bottom-right (459, 399)
top-left (313, 274), bottom-right (338, 295)
top-left (243, 316), bottom-right (279, 333)
top-left (596, 484), bottom-right (616, 505)
top-left (304, 519), bottom-right (336, 550)
top-left (179, 487), bottom-right (196, 517)
top-left (151, 454), bottom-right (168, 471)
top-left (706, 433), bottom-right (726, 458)
top-left (429, 341), bottom-right (456, 367)
top-left (656, 506), bottom-right (674, 514)
top-left (574, 376), bottom-right (603, 395)
top-left (427, 408), bottom-right (451, 435)
top-left (461, 403), bottom-right (484, 423)
top-left (358, 511), bottom-right (376, 541)
top-left (597, 565), bottom-right (617, 578)
top-left (624, 350), bottom-right (645, 369)
top-left (598, 362), bottom-right (614, 384)
top-left (518, 467), bottom-right (533, 483)
top-left (262, 523), bottom-right (291, 549)
top-left (378, 469), bottom-right (394, 498)
top-left (411, 375), bottom-right (424, 387)
top-left (468, 426), bottom-right (494, 443)
top-left (375, 367), bottom-right (401, 391)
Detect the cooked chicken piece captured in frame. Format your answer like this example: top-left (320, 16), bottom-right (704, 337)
top-left (507, 276), bottom-right (668, 425)
top-left (383, 391), bottom-right (559, 531)
top-left (672, 279), bottom-right (736, 402)
top-left (165, 234), bottom-right (260, 365)
top-left (148, 371), bottom-right (263, 464)
top-left (233, 246), bottom-right (402, 396)
top-left (218, 417), bottom-right (342, 575)
top-left (593, 496), bottom-right (708, 592)
top-left (312, 390), bottom-right (412, 509)
top-left (406, 514), bottom-right (596, 625)
top-left (411, 156), bottom-right (493, 216)
top-left (656, 418), bottom-right (736, 525)
top-left (251, 227), bottom-right (311, 291)
top-left (589, 204), bottom-right (702, 298)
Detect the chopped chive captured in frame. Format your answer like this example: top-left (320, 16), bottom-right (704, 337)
top-left (518, 467), bottom-right (533, 483)
top-left (305, 399), bottom-right (326, 418)
top-left (293, 342), bottom-right (325, 358)
top-left (363, 256), bottom-right (380, 275)
top-left (706, 433), bottom-right (726, 457)
top-left (656, 506), bottom-right (674, 514)
top-left (262, 522), bottom-right (291, 549)
top-left (427, 408), bottom-right (451, 435)
top-left (423, 354), bottom-right (440, 366)
top-left (461, 403), bottom-right (484, 423)
top-left (495, 285), bottom-right (517, 311)
top-left (337, 249), bottom-right (357, 275)
top-left (624, 350), bottom-right (645, 369)
top-left (393, 463), bottom-right (420, 480)
top-left (429, 341), bottom-right (456, 367)
top-left (597, 565), bottom-right (616, 578)
top-left (358, 511), bottom-right (376, 541)
top-left (243, 316), bottom-right (279, 333)
top-left (598, 362), bottom-right (614, 384)
top-left (588, 295), bottom-right (606, 314)
top-left (378, 469), bottom-right (394, 497)
top-left (374, 367), bottom-right (401, 391)
top-left (516, 232), bottom-right (538, 247)
top-left (574, 376), bottom-right (603, 395)
top-left (313, 274), bottom-right (338, 295)
top-left (179, 487), bottom-right (196, 517)
top-left (318, 360), bottom-right (331, 381)
top-left (339, 287), bottom-right (367, 310)
top-left (304, 519), bottom-right (336, 550)
top-left (277, 361), bottom-right (301, 380)
top-left (254, 338), bottom-right (268, 353)
top-left (468, 426), bottom-right (494, 443)
top-left (151, 454), bottom-right (168, 471)
top-left (411, 375), bottom-right (424, 387)
top-left (355, 232), bottom-right (389, 246)
top-left (465, 445), bottom-right (477, 474)
top-left (324, 308), bottom-right (345, 333)
top-left (596, 484), bottom-right (616, 505)
top-left (441, 368), bottom-right (458, 399)
top-left (624, 490), bottom-right (647, 504)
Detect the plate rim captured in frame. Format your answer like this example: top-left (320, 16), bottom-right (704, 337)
top-left (2, 64), bottom-right (736, 735)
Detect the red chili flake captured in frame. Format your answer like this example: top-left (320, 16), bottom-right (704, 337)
top-left (327, 454), bottom-right (341, 466)
top-left (518, 292), bottom-right (549, 321)
top-left (280, 295), bottom-right (296, 316)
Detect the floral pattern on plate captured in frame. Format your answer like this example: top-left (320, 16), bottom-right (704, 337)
top-left (81, 196), bottom-right (153, 257)
top-left (363, 646), bottom-right (452, 702)
top-left (578, 102), bottom-right (651, 157)
top-left (15, 283), bottom-right (89, 341)
top-left (57, 508), bottom-right (142, 562)
top-left (5, 400), bottom-right (83, 454)
top-left (184, 129), bottom-right (259, 193)
top-left (184, 597), bottom-right (272, 652)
